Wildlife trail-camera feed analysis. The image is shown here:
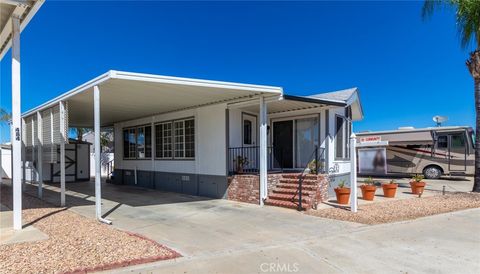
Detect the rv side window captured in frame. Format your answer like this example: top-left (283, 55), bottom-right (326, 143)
top-left (437, 136), bottom-right (448, 149)
top-left (451, 134), bottom-right (465, 148)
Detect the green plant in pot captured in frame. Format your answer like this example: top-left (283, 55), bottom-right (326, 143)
top-left (382, 179), bottom-right (398, 198)
top-left (234, 156), bottom-right (249, 174)
top-left (334, 180), bottom-right (350, 205)
top-left (360, 177), bottom-right (376, 201)
top-left (410, 174), bottom-right (426, 195)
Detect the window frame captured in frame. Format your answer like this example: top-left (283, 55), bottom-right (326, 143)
top-left (334, 114), bottom-right (351, 160)
top-left (154, 117), bottom-right (195, 160)
top-left (122, 124), bottom-right (153, 160)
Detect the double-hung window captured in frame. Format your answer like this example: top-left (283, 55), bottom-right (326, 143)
top-left (155, 122), bottom-right (173, 158)
top-left (155, 118), bottom-right (195, 159)
top-left (122, 125), bottom-right (152, 159)
top-left (335, 115), bottom-right (351, 160)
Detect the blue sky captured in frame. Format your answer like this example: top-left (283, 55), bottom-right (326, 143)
top-left (0, 1), bottom-right (475, 142)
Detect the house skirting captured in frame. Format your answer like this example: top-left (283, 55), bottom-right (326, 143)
top-left (112, 169), bottom-right (228, 199)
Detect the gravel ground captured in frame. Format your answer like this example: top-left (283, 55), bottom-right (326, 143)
top-left (0, 184), bottom-right (180, 274)
top-left (308, 192), bottom-right (480, 225)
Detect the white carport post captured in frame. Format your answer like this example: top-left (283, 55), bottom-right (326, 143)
top-left (259, 96), bottom-right (268, 206)
top-left (350, 133), bottom-right (358, 213)
top-left (11, 15), bottom-right (22, 230)
top-left (36, 111), bottom-right (43, 198)
top-left (59, 101), bottom-right (66, 206)
top-left (94, 86), bottom-right (111, 224)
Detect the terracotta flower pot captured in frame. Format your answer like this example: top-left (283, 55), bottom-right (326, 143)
top-left (334, 187), bottom-right (351, 205)
top-left (410, 181), bottom-right (426, 194)
top-left (360, 184), bottom-right (376, 201)
top-left (382, 183), bottom-right (398, 198)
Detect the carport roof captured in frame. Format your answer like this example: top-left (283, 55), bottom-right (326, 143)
top-left (0, 0), bottom-right (44, 60)
top-left (22, 70), bottom-right (284, 127)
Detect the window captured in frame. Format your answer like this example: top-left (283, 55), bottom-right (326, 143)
top-left (155, 118), bottom-right (194, 159)
top-left (335, 115), bottom-right (350, 159)
top-left (155, 122), bottom-right (173, 158)
top-left (122, 125), bottom-right (152, 159)
top-left (437, 136), bottom-right (448, 149)
top-left (185, 119), bottom-right (195, 158)
top-left (243, 120), bottom-right (252, 145)
top-left (451, 134), bottom-right (465, 148)
top-left (123, 128), bottom-right (136, 159)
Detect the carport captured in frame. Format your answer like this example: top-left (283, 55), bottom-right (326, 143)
top-left (21, 70), bottom-right (283, 224)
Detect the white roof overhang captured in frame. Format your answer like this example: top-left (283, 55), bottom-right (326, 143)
top-left (229, 94), bottom-right (347, 115)
top-left (0, 0), bottom-right (44, 60)
top-left (346, 91), bottom-right (364, 121)
top-left (22, 70), bottom-right (283, 127)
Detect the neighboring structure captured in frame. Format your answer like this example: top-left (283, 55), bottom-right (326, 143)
top-left (356, 126), bottom-right (474, 179)
top-left (20, 70), bottom-right (363, 217)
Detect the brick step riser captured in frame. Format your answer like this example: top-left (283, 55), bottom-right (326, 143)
top-left (265, 200), bottom-right (308, 210)
top-left (279, 179), bottom-right (317, 185)
top-left (272, 189), bottom-right (314, 196)
top-left (268, 196), bottom-right (311, 203)
top-left (276, 184), bottom-right (317, 190)
top-left (282, 175), bottom-right (318, 180)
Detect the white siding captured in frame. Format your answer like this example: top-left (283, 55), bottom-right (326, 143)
top-left (326, 107), bottom-right (351, 174)
top-left (114, 104), bottom-right (227, 176)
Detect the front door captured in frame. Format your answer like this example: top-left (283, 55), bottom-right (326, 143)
top-left (273, 120), bottom-right (293, 169)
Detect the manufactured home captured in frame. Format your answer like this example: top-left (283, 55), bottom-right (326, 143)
top-left (20, 71), bottom-right (363, 209)
top-left (356, 126), bottom-right (474, 179)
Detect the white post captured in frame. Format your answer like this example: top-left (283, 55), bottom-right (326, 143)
top-left (0, 145), bottom-right (2, 183)
top-left (350, 133), bottom-right (358, 213)
top-left (37, 111), bottom-right (43, 198)
top-left (59, 101), bottom-right (66, 206)
top-left (94, 86), bottom-right (101, 219)
top-left (259, 96), bottom-right (268, 206)
top-left (11, 15), bottom-right (22, 230)
top-left (21, 118), bottom-right (25, 190)
top-left (94, 86), bottom-right (111, 224)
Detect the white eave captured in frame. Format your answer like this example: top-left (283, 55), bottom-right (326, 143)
top-left (0, 0), bottom-right (44, 60)
top-left (22, 70), bottom-right (284, 127)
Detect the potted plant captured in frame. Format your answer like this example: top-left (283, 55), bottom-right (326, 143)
top-left (234, 156), bottom-right (249, 174)
top-left (334, 180), bottom-right (350, 205)
top-left (360, 177), bottom-right (376, 201)
top-left (410, 174), bottom-right (426, 194)
top-left (382, 179), bottom-right (398, 198)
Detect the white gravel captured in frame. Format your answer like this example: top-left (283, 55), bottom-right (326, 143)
top-left (308, 192), bottom-right (480, 225)
top-left (0, 184), bottom-right (180, 274)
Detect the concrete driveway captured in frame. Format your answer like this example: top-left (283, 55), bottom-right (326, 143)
top-left (23, 181), bottom-right (361, 257)
top-left (22, 181), bottom-right (480, 274)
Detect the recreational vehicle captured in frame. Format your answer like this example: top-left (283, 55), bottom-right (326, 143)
top-left (356, 126), bottom-right (474, 179)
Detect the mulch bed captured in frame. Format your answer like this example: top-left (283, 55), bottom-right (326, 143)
top-left (0, 184), bottom-right (180, 274)
top-left (307, 192), bottom-right (480, 225)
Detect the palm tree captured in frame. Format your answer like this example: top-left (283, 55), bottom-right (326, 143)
top-left (0, 108), bottom-right (11, 123)
top-left (422, 0), bottom-right (480, 192)
top-left (0, 108), bottom-right (11, 144)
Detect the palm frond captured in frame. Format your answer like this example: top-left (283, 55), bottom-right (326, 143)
top-left (0, 108), bottom-right (11, 123)
top-left (423, 0), bottom-right (480, 49)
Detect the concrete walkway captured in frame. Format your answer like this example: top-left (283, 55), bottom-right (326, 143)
top-left (107, 208), bottom-right (480, 274)
top-left (0, 203), bottom-right (48, 245)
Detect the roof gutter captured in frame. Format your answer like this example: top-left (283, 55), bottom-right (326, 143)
top-left (282, 94), bottom-right (346, 107)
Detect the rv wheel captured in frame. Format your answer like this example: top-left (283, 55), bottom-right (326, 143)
top-left (424, 166), bottom-right (442, 179)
